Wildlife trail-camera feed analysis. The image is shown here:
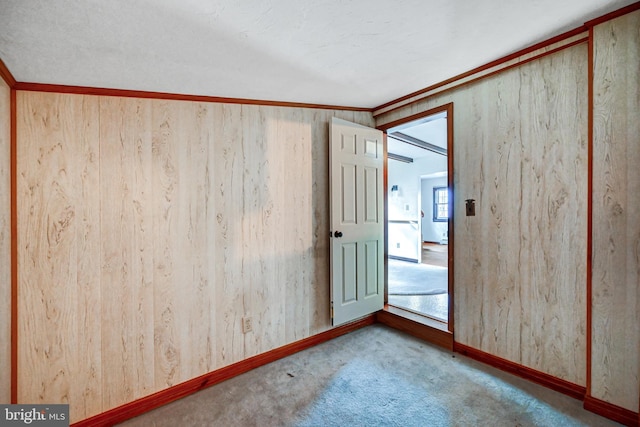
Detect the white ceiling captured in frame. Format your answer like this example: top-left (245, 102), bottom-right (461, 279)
top-left (0, 0), bottom-right (634, 108)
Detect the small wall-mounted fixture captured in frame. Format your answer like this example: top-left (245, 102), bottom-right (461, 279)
top-left (391, 185), bottom-right (398, 192)
top-left (465, 199), bottom-right (476, 216)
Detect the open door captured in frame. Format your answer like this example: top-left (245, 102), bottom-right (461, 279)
top-left (330, 117), bottom-right (384, 326)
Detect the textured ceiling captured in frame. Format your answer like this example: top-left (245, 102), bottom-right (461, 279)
top-left (0, 0), bottom-right (635, 108)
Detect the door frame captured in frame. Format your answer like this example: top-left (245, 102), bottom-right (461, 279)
top-left (377, 103), bottom-right (454, 332)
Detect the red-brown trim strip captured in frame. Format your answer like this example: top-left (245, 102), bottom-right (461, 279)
top-left (9, 88), bottom-right (17, 403)
top-left (0, 58), bottom-right (16, 88)
top-left (586, 25), bottom-right (594, 398)
top-left (383, 133), bottom-right (389, 305)
top-left (584, 1), bottom-right (640, 28)
top-left (454, 342), bottom-right (586, 401)
top-left (377, 106), bottom-right (449, 132)
top-left (376, 37), bottom-right (588, 118)
top-left (13, 82), bottom-right (371, 112)
top-left (374, 26), bottom-right (588, 112)
top-left (377, 102), bottom-right (455, 332)
top-left (584, 395), bottom-right (639, 427)
top-left (376, 309), bottom-right (453, 351)
top-left (445, 103), bottom-right (454, 332)
top-left (70, 315), bottom-right (375, 427)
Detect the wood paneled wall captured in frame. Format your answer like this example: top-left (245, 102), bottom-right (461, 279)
top-left (378, 10), bottom-right (640, 414)
top-left (15, 91), bottom-right (373, 422)
top-left (377, 43), bottom-right (589, 386)
top-left (0, 73), bottom-right (11, 404)
top-left (591, 10), bottom-right (640, 412)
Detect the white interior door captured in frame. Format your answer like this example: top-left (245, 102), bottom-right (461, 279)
top-left (330, 117), bottom-right (384, 326)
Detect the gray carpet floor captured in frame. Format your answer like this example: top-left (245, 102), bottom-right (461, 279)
top-left (118, 325), bottom-right (621, 427)
top-left (388, 258), bottom-right (449, 320)
top-left (387, 294), bottom-right (448, 321)
top-left (388, 259), bottom-right (448, 295)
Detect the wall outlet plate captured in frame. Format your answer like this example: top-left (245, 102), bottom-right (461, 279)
top-left (242, 317), bottom-right (252, 334)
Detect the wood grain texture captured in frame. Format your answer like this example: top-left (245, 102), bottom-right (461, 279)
top-left (282, 106), bottom-right (310, 344)
top-left (516, 46), bottom-right (588, 384)
top-left (241, 104), bottom-right (275, 358)
top-left (376, 44), bottom-right (589, 386)
top-left (16, 90), bottom-right (374, 422)
top-left (17, 92), bottom-right (102, 419)
top-left (0, 73), bottom-right (10, 403)
top-left (98, 96), bottom-right (155, 408)
top-left (212, 102), bottom-right (245, 368)
top-left (591, 9), bottom-right (640, 412)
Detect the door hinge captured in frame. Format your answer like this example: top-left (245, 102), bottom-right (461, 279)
top-left (330, 301), bottom-right (334, 320)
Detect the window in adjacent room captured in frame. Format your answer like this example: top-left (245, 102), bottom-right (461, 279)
top-left (433, 187), bottom-right (448, 222)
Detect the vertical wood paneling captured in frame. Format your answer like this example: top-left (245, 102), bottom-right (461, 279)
top-left (150, 100), bottom-right (182, 390)
top-left (264, 106), bottom-right (288, 346)
top-left (212, 103), bottom-right (245, 368)
top-left (517, 50), bottom-right (588, 383)
top-left (72, 96), bottom-right (102, 419)
top-left (16, 91), bottom-right (374, 422)
top-left (17, 92), bottom-right (102, 419)
top-left (0, 75), bottom-right (11, 403)
top-left (99, 96), bottom-right (155, 408)
top-left (148, 98), bottom-right (218, 387)
top-left (309, 110), bottom-right (332, 334)
top-left (591, 10), bottom-right (640, 412)
top-left (376, 44), bottom-right (588, 385)
top-left (283, 108), bottom-right (312, 343)
top-left (176, 101), bottom-right (216, 380)
top-left (241, 104), bottom-right (269, 358)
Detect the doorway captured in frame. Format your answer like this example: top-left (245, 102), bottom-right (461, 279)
top-left (381, 105), bottom-right (453, 329)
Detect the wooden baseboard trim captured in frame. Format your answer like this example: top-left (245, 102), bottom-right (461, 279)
top-left (71, 315), bottom-right (375, 427)
top-left (376, 307), bottom-right (453, 351)
top-left (584, 395), bottom-right (639, 427)
top-left (453, 343), bottom-right (585, 401)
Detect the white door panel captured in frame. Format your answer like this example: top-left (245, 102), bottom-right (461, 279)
top-left (330, 117), bottom-right (384, 326)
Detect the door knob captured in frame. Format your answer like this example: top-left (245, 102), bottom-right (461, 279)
top-left (334, 231), bottom-right (343, 238)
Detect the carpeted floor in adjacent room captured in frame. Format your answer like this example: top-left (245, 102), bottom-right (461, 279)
top-left (118, 325), bottom-right (620, 427)
top-left (387, 256), bottom-right (449, 321)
